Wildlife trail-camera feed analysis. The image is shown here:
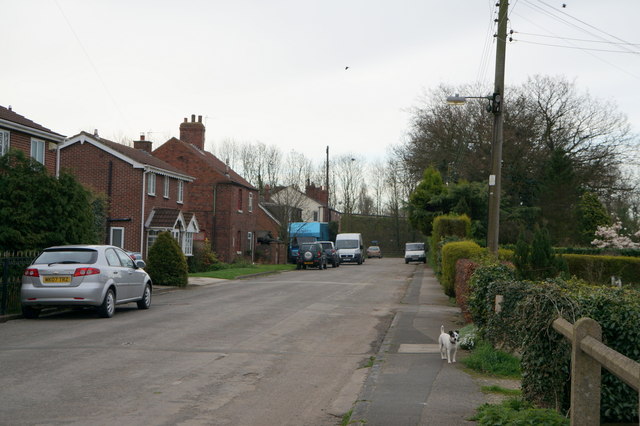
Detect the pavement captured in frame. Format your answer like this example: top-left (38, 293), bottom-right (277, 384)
top-left (2, 267), bottom-right (501, 425)
top-left (349, 265), bottom-right (490, 425)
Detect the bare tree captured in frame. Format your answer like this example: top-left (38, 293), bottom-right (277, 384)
top-left (333, 154), bottom-right (364, 222)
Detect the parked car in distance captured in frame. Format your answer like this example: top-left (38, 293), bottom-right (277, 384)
top-left (366, 246), bottom-right (382, 258)
top-left (21, 245), bottom-right (153, 319)
top-left (126, 250), bottom-right (144, 261)
top-left (318, 241), bottom-right (340, 267)
top-left (404, 242), bottom-right (426, 264)
top-left (296, 242), bottom-right (327, 270)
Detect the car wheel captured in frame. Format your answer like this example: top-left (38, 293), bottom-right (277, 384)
top-left (405, 260), bottom-right (409, 264)
top-left (137, 284), bottom-right (152, 310)
top-left (296, 264), bottom-right (301, 270)
top-left (21, 305), bottom-right (40, 319)
top-left (98, 288), bottom-right (115, 318)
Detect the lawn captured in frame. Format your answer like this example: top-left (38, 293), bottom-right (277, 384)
top-left (189, 264), bottom-right (296, 280)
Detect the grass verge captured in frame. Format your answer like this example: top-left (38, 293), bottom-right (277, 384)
top-left (461, 340), bottom-right (521, 378)
top-left (189, 264), bottom-right (296, 280)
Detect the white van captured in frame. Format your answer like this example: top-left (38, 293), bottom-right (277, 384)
top-left (404, 242), bottom-right (426, 264)
top-left (335, 233), bottom-right (364, 264)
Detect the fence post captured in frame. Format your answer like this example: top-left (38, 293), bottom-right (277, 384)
top-left (1, 258), bottom-right (8, 315)
top-left (571, 317), bottom-right (602, 426)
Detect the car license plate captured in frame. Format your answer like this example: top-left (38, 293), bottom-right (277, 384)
top-left (304, 261), bottom-right (314, 265)
top-left (43, 276), bottom-right (72, 283)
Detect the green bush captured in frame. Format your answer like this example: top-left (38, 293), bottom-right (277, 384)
top-left (441, 240), bottom-right (484, 297)
top-left (187, 239), bottom-right (220, 273)
top-left (468, 265), bottom-right (640, 423)
top-left (146, 232), bottom-right (189, 287)
top-left (462, 340), bottom-right (521, 378)
top-left (562, 253), bottom-right (640, 286)
top-left (430, 214), bottom-right (471, 274)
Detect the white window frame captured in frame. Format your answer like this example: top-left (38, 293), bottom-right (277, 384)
top-left (110, 227), bottom-right (125, 248)
top-left (183, 232), bottom-right (194, 256)
top-left (248, 192), bottom-right (254, 212)
top-left (177, 181), bottom-right (184, 204)
top-left (147, 230), bottom-right (160, 253)
top-left (147, 173), bottom-right (156, 196)
top-left (163, 176), bottom-right (170, 198)
top-left (30, 138), bottom-right (45, 164)
top-left (0, 130), bottom-right (9, 156)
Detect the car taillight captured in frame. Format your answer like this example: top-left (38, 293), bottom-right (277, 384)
top-left (24, 268), bottom-right (39, 277)
top-left (74, 267), bottom-right (100, 277)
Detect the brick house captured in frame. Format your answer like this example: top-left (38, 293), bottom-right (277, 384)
top-left (58, 131), bottom-right (199, 257)
top-left (0, 105), bottom-right (65, 174)
top-left (266, 182), bottom-right (330, 223)
top-left (153, 115), bottom-right (284, 263)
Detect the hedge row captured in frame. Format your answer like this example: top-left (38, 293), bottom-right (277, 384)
top-left (562, 253), bottom-right (640, 286)
top-left (466, 264), bottom-right (640, 423)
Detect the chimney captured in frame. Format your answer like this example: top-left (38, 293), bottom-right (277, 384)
top-left (134, 133), bottom-right (152, 153)
top-left (264, 184), bottom-right (271, 202)
top-left (179, 114), bottom-right (205, 150)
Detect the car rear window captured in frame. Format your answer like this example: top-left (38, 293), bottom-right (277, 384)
top-left (34, 249), bottom-right (98, 265)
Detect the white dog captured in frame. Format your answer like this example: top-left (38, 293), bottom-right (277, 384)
top-left (439, 325), bottom-right (460, 363)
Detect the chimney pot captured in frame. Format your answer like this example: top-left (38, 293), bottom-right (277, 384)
top-left (198, 115), bottom-right (202, 123)
top-left (140, 133), bottom-right (145, 141)
top-left (191, 114), bottom-right (196, 122)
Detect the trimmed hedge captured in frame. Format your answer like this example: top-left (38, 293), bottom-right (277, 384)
top-left (430, 214), bottom-right (471, 275)
top-left (468, 266), bottom-right (640, 423)
top-left (562, 253), bottom-right (640, 286)
top-left (441, 240), bottom-right (484, 297)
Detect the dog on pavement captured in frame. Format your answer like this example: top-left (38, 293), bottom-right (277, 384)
top-left (439, 325), bottom-right (460, 363)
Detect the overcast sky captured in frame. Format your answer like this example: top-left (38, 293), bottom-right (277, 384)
top-left (3, 0), bottom-right (639, 164)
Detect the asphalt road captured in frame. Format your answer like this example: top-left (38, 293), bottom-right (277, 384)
top-left (0, 258), bottom-right (414, 426)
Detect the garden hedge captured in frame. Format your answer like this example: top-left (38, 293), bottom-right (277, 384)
top-left (429, 214), bottom-right (471, 275)
top-left (441, 240), bottom-right (484, 297)
top-left (467, 265), bottom-right (640, 423)
top-left (562, 253), bottom-right (640, 286)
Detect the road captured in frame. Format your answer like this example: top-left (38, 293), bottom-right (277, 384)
top-left (0, 258), bottom-right (415, 426)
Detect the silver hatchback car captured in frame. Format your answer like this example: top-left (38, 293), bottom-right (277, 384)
top-left (21, 245), bottom-right (152, 318)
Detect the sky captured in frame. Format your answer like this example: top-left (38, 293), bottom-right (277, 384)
top-left (3, 0), bottom-right (639, 165)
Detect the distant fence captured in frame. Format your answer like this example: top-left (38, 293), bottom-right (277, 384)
top-left (1, 251), bottom-right (38, 315)
top-left (552, 317), bottom-right (640, 426)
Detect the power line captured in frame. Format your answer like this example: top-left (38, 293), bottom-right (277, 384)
top-left (514, 31), bottom-right (640, 48)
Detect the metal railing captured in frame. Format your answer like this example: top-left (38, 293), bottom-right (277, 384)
top-left (1, 252), bottom-right (37, 315)
top-left (553, 317), bottom-right (640, 426)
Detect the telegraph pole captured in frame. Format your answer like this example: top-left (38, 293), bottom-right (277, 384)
top-left (487, 0), bottom-right (508, 255)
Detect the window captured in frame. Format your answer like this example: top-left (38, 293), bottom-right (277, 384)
top-left (115, 248), bottom-right (134, 268)
top-left (0, 130), bottom-right (9, 156)
top-left (177, 181), bottom-right (184, 204)
top-left (183, 232), bottom-right (193, 256)
top-left (237, 188), bottom-right (243, 211)
top-left (236, 230), bottom-right (242, 252)
top-left (147, 230), bottom-right (160, 252)
top-left (105, 248), bottom-right (121, 266)
top-left (147, 173), bottom-right (156, 196)
top-left (313, 211), bottom-right (318, 221)
top-left (30, 138), bottom-right (45, 164)
top-left (110, 227), bottom-right (124, 248)
top-left (248, 192), bottom-right (253, 212)
top-left (163, 176), bottom-right (169, 198)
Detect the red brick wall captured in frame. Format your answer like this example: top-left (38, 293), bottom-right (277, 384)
top-left (153, 139), bottom-right (262, 263)
top-left (60, 141), bottom-right (188, 253)
top-left (7, 130), bottom-right (58, 175)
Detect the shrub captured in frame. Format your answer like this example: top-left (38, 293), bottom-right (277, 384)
top-left (430, 214), bottom-right (471, 274)
top-left (441, 240), bottom-right (483, 297)
top-left (187, 239), bottom-right (220, 273)
top-left (468, 267), bottom-right (640, 422)
top-left (562, 253), bottom-right (640, 286)
top-left (146, 232), bottom-right (188, 287)
top-left (462, 340), bottom-right (521, 378)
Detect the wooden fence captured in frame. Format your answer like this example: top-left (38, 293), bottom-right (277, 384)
top-left (552, 316), bottom-right (640, 426)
